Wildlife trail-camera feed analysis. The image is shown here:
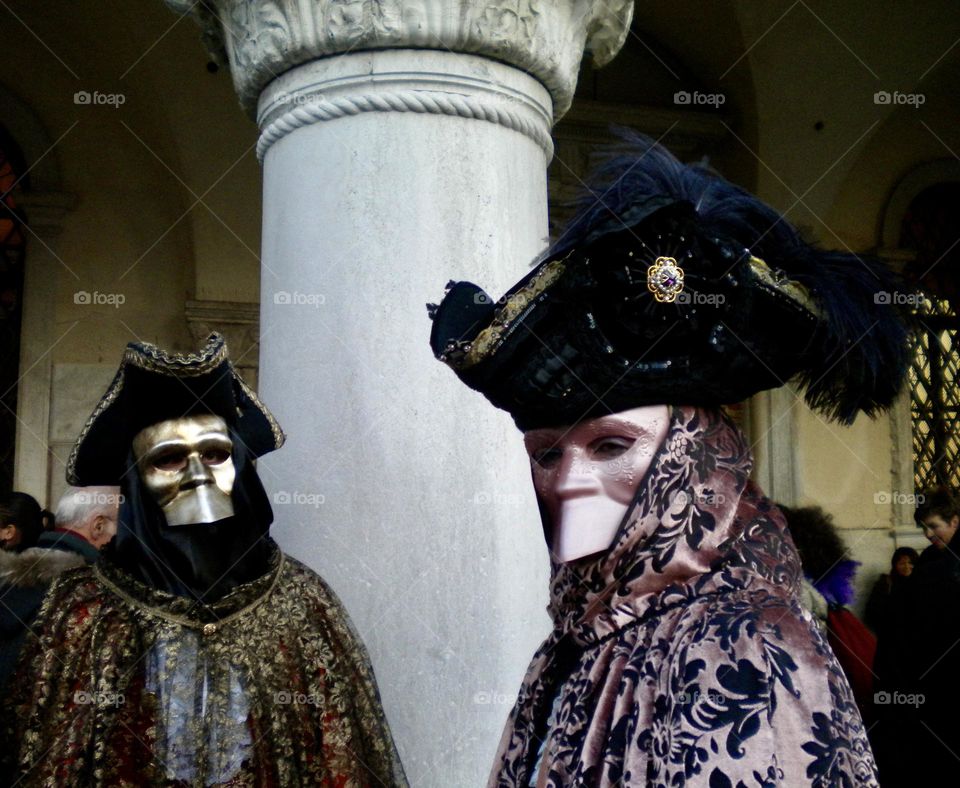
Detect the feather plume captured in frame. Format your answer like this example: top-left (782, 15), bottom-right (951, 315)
top-left (548, 130), bottom-right (912, 422)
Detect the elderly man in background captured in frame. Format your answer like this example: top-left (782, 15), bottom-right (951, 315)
top-left (50, 485), bottom-right (120, 554)
top-left (0, 485), bottom-right (119, 688)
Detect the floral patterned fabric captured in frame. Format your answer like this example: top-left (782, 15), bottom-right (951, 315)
top-left (2, 541), bottom-right (407, 787)
top-left (490, 407), bottom-right (878, 787)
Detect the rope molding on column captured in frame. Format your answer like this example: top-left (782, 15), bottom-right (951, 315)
top-left (256, 89), bottom-right (554, 161)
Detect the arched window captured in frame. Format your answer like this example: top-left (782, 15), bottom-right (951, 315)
top-left (0, 124), bottom-right (27, 495)
top-left (903, 182), bottom-right (960, 491)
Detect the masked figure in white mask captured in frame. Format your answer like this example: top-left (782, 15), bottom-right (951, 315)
top-left (429, 134), bottom-right (911, 787)
top-left (2, 334), bottom-right (407, 787)
top-left (524, 406), bottom-right (670, 563)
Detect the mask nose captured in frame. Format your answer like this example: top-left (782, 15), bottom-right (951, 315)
top-left (555, 450), bottom-right (601, 499)
top-left (180, 453), bottom-right (215, 490)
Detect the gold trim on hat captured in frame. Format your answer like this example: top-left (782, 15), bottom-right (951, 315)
top-left (748, 255), bottom-right (821, 318)
top-left (65, 367), bottom-right (127, 485)
top-left (233, 364), bottom-right (286, 449)
top-left (65, 333), bottom-right (285, 485)
top-left (453, 257), bottom-right (568, 370)
top-left (122, 333), bottom-right (230, 378)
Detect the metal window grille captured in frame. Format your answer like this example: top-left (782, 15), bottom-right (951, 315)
top-left (910, 296), bottom-right (960, 491)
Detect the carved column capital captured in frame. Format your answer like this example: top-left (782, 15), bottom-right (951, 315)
top-left (167, 0), bottom-right (634, 119)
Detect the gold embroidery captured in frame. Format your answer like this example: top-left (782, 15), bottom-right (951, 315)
top-left (748, 255), bottom-right (821, 317)
top-left (3, 547), bottom-right (408, 786)
top-left (93, 552), bottom-right (286, 631)
top-left (66, 333), bottom-right (285, 484)
top-left (458, 257), bottom-right (567, 370)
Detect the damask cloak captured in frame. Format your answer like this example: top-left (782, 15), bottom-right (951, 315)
top-left (489, 407), bottom-right (878, 787)
top-left (2, 540), bottom-right (407, 787)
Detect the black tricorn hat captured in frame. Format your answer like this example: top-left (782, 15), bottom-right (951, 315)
top-left (429, 133), bottom-right (911, 431)
top-left (66, 333), bottom-right (285, 485)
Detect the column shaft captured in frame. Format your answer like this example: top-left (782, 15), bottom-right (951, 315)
top-left (256, 49), bottom-right (553, 783)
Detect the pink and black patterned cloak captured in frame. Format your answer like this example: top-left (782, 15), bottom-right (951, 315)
top-left (489, 406), bottom-right (878, 787)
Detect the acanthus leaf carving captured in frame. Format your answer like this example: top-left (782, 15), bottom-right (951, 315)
top-left (168, 0), bottom-right (634, 119)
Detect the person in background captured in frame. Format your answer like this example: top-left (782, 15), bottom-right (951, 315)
top-left (779, 505), bottom-right (877, 726)
top-left (0, 492), bottom-right (43, 552)
top-left (864, 546), bottom-right (918, 635)
top-left (50, 485), bottom-right (119, 552)
top-left (872, 487), bottom-right (960, 786)
top-left (0, 486), bottom-right (119, 689)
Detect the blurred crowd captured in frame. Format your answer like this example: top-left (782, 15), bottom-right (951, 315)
top-left (781, 490), bottom-right (960, 787)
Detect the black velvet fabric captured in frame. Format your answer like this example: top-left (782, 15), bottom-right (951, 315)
top-left (103, 430), bottom-right (274, 604)
top-left (432, 202), bottom-right (816, 430)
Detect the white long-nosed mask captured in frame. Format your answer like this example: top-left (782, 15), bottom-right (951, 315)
top-left (524, 405), bottom-right (670, 562)
top-left (132, 414), bottom-right (236, 526)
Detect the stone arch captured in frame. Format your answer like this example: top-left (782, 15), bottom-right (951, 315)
top-left (0, 82), bottom-right (63, 193)
top-left (880, 159), bottom-right (960, 252)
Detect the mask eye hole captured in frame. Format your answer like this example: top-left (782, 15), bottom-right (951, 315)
top-left (153, 451), bottom-right (188, 472)
top-left (589, 437), bottom-right (634, 459)
top-left (531, 447), bottom-right (561, 468)
top-left (201, 448), bottom-right (231, 466)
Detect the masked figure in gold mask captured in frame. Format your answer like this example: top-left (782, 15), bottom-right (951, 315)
top-left (2, 334), bottom-right (407, 787)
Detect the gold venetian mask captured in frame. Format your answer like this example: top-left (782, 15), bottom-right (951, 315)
top-left (132, 414), bottom-right (235, 526)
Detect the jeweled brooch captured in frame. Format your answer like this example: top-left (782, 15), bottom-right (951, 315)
top-left (646, 256), bottom-right (685, 303)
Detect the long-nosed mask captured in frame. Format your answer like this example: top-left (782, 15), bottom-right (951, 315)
top-left (524, 405), bottom-right (670, 562)
top-left (132, 414), bottom-right (236, 526)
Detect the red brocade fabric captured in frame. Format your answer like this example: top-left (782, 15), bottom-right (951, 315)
top-left (489, 407), bottom-right (878, 787)
top-left (1, 545), bottom-right (407, 787)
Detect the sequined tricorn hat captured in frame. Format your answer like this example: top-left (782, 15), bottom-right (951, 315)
top-left (66, 333), bottom-right (285, 485)
top-left (429, 134), bottom-right (911, 431)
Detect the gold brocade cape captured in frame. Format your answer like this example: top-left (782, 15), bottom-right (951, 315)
top-left (2, 542), bottom-right (407, 787)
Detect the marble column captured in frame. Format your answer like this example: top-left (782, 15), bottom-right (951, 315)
top-left (168, 2), bottom-right (632, 782)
